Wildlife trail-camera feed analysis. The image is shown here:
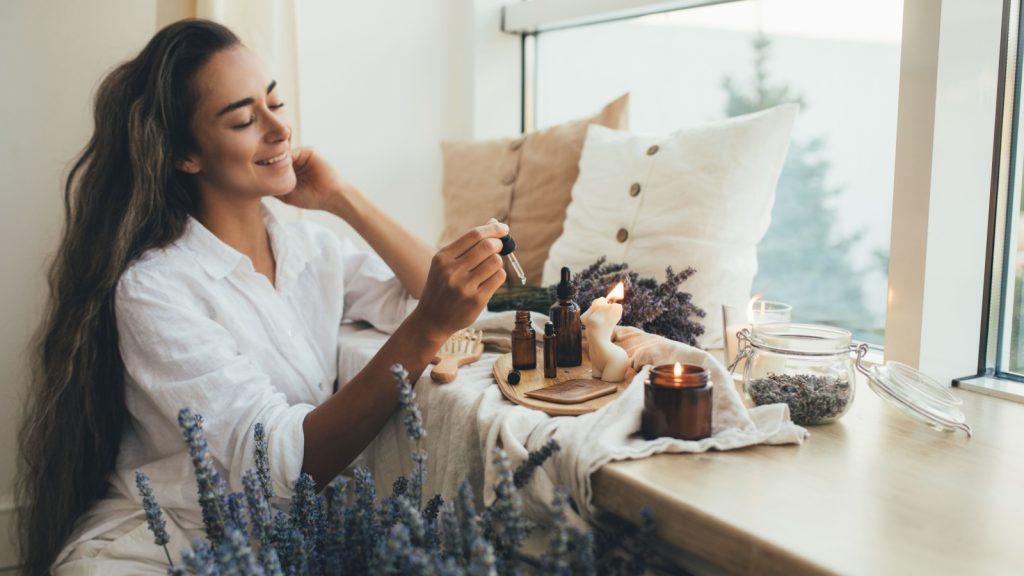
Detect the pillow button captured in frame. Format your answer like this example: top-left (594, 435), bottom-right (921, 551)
top-left (629, 183), bottom-right (641, 197)
top-left (510, 138), bottom-right (525, 151)
top-left (616, 228), bottom-right (629, 243)
top-left (646, 144), bottom-right (659, 156)
top-left (501, 172), bottom-right (517, 185)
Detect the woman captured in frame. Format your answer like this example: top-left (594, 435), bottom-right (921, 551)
top-left (16, 19), bottom-right (507, 575)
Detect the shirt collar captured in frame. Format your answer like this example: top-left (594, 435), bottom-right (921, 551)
top-left (180, 203), bottom-right (306, 284)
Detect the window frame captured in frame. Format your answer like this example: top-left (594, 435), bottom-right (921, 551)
top-left (502, 0), bottom-right (1013, 393)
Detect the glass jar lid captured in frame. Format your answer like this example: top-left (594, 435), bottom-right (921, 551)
top-left (858, 356), bottom-right (972, 437)
top-left (749, 323), bottom-right (852, 355)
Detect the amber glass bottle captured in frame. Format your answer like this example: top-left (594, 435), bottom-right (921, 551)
top-left (548, 267), bottom-right (582, 367)
top-left (543, 322), bottom-right (558, 378)
top-left (511, 310), bottom-right (537, 370)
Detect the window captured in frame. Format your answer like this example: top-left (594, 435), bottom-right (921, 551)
top-left (523, 0), bottom-right (902, 345)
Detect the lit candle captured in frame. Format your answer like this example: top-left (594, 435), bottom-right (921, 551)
top-left (641, 362), bottom-right (713, 440)
top-left (581, 281), bottom-right (630, 383)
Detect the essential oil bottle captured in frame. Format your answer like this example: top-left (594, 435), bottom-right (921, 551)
top-left (548, 267), bottom-right (582, 367)
top-left (543, 321), bottom-right (558, 378)
top-left (511, 310), bottom-right (537, 370)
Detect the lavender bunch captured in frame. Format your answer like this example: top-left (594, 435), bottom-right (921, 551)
top-left (134, 471), bottom-right (173, 566)
top-left (149, 365), bottom-right (659, 575)
top-left (553, 257), bottom-right (706, 346)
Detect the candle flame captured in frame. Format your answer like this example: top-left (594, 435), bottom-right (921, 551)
top-left (607, 282), bottom-right (625, 302)
top-left (673, 362), bottom-right (682, 377)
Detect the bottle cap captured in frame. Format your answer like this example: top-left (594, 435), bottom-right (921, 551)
top-left (556, 267), bottom-right (573, 300)
top-left (545, 321), bottom-right (555, 337)
top-left (507, 370), bottom-right (521, 385)
top-left (499, 234), bottom-right (517, 256)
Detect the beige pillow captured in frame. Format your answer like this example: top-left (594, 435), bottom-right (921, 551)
top-left (439, 94), bottom-right (630, 285)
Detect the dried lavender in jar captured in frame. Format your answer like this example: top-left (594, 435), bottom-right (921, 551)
top-left (747, 373), bottom-right (852, 425)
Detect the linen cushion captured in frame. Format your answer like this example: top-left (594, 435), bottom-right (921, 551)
top-left (541, 104), bottom-right (799, 348)
top-left (439, 93), bottom-right (630, 285)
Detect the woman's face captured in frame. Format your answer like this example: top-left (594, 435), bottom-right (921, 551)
top-left (180, 46), bottom-right (295, 202)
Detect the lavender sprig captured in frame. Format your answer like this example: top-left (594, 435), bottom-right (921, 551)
top-left (253, 422), bottom-right (274, 501)
top-left (134, 470), bottom-right (172, 566)
top-left (540, 488), bottom-right (572, 574)
top-left (482, 448), bottom-right (527, 573)
top-left (513, 439), bottom-right (561, 489)
top-left (178, 408), bottom-right (228, 547)
top-left (393, 363), bottom-right (428, 509)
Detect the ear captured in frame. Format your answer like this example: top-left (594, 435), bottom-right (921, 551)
top-left (175, 154), bottom-right (201, 175)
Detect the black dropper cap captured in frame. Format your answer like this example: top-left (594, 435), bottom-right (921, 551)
top-left (499, 234), bottom-right (517, 256)
top-left (556, 267), bottom-right (573, 300)
top-left (545, 321), bottom-right (555, 337)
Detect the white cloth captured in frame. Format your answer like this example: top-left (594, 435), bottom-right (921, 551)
top-left (348, 313), bottom-right (807, 528)
top-left (54, 204), bottom-right (415, 571)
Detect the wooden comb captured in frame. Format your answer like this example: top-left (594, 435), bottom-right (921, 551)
top-left (430, 329), bottom-right (484, 383)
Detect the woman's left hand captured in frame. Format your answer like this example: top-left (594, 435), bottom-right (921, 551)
top-left (278, 147), bottom-right (356, 217)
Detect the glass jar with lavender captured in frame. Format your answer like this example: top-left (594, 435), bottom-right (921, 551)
top-left (733, 323), bottom-right (860, 425)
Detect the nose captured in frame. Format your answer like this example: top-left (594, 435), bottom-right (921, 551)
top-left (263, 106), bottom-right (291, 143)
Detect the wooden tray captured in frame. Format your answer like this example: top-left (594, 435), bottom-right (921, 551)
top-left (492, 349), bottom-right (636, 416)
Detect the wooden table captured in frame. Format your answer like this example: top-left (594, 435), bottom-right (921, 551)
top-left (592, 374), bottom-right (1024, 575)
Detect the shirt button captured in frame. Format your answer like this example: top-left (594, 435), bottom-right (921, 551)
top-left (616, 228), bottom-right (629, 243)
top-left (646, 144), bottom-right (659, 156)
top-left (287, 328), bottom-right (295, 338)
top-left (629, 183), bottom-right (641, 197)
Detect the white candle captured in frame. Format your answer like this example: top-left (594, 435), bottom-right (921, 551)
top-left (581, 282), bottom-right (630, 383)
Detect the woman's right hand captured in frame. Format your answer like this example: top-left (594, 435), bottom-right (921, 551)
top-left (412, 220), bottom-right (509, 340)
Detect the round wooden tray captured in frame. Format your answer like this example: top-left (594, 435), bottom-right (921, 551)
top-left (492, 349), bottom-right (636, 416)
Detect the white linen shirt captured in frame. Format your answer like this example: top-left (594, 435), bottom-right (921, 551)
top-left (59, 206), bottom-right (415, 562)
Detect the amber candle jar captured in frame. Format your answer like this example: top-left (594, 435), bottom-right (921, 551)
top-left (511, 310), bottom-right (537, 370)
top-left (641, 363), bottom-right (712, 440)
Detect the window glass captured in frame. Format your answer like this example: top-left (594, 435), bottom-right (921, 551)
top-left (535, 0), bottom-right (903, 344)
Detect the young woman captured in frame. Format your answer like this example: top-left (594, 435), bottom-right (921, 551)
top-left (16, 19), bottom-right (507, 575)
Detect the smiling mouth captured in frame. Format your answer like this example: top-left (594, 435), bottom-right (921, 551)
top-left (255, 151), bottom-right (290, 166)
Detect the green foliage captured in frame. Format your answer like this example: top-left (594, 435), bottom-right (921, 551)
top-left (724, 34), bottom-right (880, 340)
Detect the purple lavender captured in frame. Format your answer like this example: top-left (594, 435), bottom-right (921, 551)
top-left (178, 408), bottom-right (228, 547)
top-left (513, 438), bottom-right (561, 489)
top-left (554, 257), bottom-right (706, 346)
top-left (134, 470), bottom-right (172, 566)
top-left (482, 448), bottom-right (527, 573)
top-left (253, 422), bottom-right (274, 501)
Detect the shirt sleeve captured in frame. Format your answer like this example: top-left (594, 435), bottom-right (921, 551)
top-left (337, 237), bottom-right (417, 333)
top-left (116, 269), bottom-right (312, 498)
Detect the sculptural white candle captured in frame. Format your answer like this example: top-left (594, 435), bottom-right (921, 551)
top-left (581, 282), bottom-right (630, 383)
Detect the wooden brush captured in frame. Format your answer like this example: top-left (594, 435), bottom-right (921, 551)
top-left (430, 329), bottom-right (485, 383)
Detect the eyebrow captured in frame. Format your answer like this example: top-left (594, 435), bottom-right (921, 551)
top-left (216, 80), bottom-right (278, 117)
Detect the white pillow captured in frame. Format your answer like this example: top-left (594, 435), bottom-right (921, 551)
top-left (541, 104), bottom-right (798, 348)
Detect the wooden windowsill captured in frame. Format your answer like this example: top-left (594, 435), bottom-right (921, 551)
top-left (592, 372), bottom-right (1024, 574)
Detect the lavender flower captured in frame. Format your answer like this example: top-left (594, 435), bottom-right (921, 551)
top-left (178, 408), bottom-right (227, 546)
top-left (253, 422), bottom-right (274, 501)
top-left (392, 364), bottom-right (425, 441)
top-left (223, 492), bottom-right (246, 537)
top-left (134, 470), bottom-right (170, 549)
top-left (241, 468), bottom-right (283, 576)
top-left (215, 527), bottom-right (263, 576)
top-left (456, 481), bottom-right (482, 564)
top-left (467, 537), bottom-right (497, 576)
top-left (513, 439), bottom-right (561, 489)
top-left (482, 448), bottom-right (527, 573)
top-left (440, 501), bottom-right (462, 562)
top-left (180, 537), bottom-right (217, 575)
top-left (540, 488), bottom-right (572, 575)
top-left (322, 477), bottom-right (348, 575)
top-left (571, 529), bottom-right (597, 576)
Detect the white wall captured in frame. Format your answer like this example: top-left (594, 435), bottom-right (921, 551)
top-left (295, 0), bottom-right (518, 247)
top-left (0, 0), bottom-right (516, 568)
top-left (0, 1), bottom-right (160, 567)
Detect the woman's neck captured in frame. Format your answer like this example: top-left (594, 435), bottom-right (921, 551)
top-left (194, 195), bottom-right (277, 286)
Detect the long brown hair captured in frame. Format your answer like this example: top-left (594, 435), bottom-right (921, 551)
top-left (16, 20), bottom-right (239, 575)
